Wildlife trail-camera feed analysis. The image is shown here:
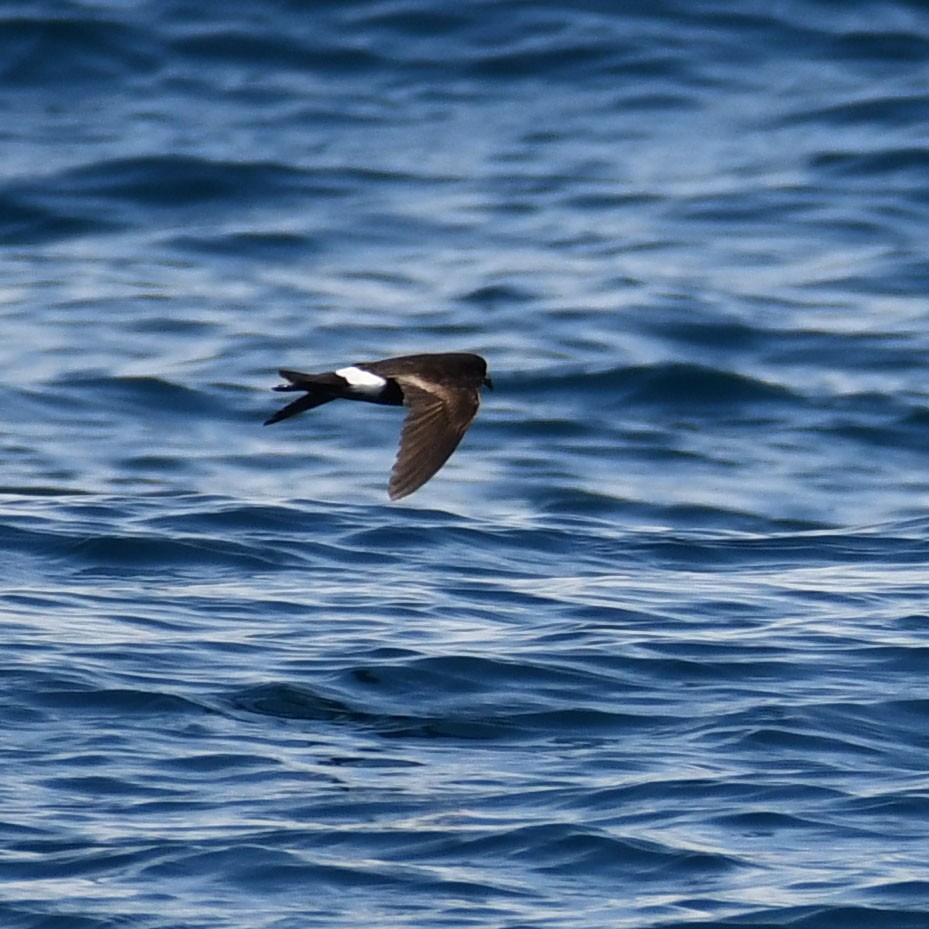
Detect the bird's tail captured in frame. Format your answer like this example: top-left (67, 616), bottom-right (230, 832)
top-left (263, 370), bottom-right (336, 425)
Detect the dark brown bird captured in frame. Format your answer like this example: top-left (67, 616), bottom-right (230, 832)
top-left (264, 352), bottom-right (492, 500)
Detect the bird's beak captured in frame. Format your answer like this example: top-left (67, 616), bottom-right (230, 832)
top-left (483, 376), bottom-right (494, 391)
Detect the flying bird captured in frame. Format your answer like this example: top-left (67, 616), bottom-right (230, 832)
top-left (264, 352), bottom-right (492, 500)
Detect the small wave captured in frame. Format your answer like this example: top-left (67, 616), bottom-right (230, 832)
top-left (0, 192), bottom-right (117, 245)
top-left (56, 374), bottom-right (212, 413)
top-left (39, 155), bottom-right (307, 209)
top-left (512, 362), bottom-right (796, 411)
top-left (812, 147), bottom-right (929, 179)
top-left (0, 14), bottom-right (156, 86)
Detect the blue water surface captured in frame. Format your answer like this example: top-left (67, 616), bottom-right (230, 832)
top-left (3, 2), bottom-right (929, 927)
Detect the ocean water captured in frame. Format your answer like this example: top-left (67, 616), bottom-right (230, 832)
top-left (3, 1), bottom-right (929, 927)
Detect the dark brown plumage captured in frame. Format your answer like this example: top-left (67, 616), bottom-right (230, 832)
top-left (264, 352), bottom-right (492, 500)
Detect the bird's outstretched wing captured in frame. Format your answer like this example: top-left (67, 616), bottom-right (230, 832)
top-left (388, 378), bottom-right (480, 500)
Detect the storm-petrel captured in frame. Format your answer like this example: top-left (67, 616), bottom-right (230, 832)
top-left (264, 352), bottom-right (492, 500)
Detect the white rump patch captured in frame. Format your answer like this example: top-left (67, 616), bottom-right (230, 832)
top-left (336, 365), bottom-right (387, 395)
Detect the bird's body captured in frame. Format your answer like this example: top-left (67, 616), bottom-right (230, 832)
top-left (264, 352), bottom-right (491, 500)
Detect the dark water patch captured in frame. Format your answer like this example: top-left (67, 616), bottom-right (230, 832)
top-left (234, 683), bottom-right (363, 724)
top-left (28, 687), bottom-right (204, 718)
top-left (141, 499), bottom-right (325, 535)
top-left (124, 316), bottom-right (215, 338)
top-left (140, 839), bottom-right (532, 903)
top-left (0, 908), bottom-right (120, 929)
top-left (678, 188), bottom-right (813, 226)
top-left (842, 784), bottom-right (929, 820)
top-left (233, 681), bottom-right (517, 740)
top-left (814, 698), bottom-right (929, 762)
top-left (64, 531), bottom-right (283, 575)
top-left (621, 650), bottom-right (804, 687)
top-left (737, 725), bottom-right (884, 759)
top-left (0, 486), bottom-right (93, 498)
top-left (869, 880), bottom-right (929, 901)
top-left (819, 414), bottom-right (929, 455)
top-left (0, 499), bottom-right (306, 575)
top-left (653, 317), bottom-right (763, 352)
top-left (650, 504), bottom-right (824, 535)
top-left (656, 904), bottom-right (929, 929)
top-left (169, 26), bottom-right (348, 72)
top-left (0, 156), bottom-right (320, 247)
top-left (344, 517), bottom-right (581, 565)
top-left (0, 522), bottom-right (83, 561)
top-left (0, 193), bottom-right (119, 244)
top-left (602, 778), bottom-right (850, 813)
top-left (119, 455), bottom-right (197, 475)
top-left (788, 94), bottom-right (929, 129)
top-left (565, 187), bottom-right (666, 213)
top-left (158, 751), bottom-right (284, 776)
top-left (59, 373), bottom-right (202, 403)
top-left (900, 405), bottom-right (929, 429)
top-left (627, 523), bottom-right (929, 570)
top-left (458, 282), bottom-right (539, 306)
top-left (169, 229), bottom-right (316, 260)
top-left (538, 491), bottom-right (782, 530)
top-left (511, 362), bottom-right (797, 413)
top-left (790, 904), bottom-right (929, 929)
top-left (831, 27), bottom-right (929, 64)
top-left (711, 809), bottom-right (817, 832)
top-left (468, 38), bottom-right (635, 82)
top-left (709, 709), bottom-right (888, 763)
top-left (0, 839), bottom-right (168, 883)
top-left (422, 821), bottom-right (741, 878)
top-left (171, 24), bottom-right (387, 78)
top-left (344, 651), bottom-right (647, 712)
top-left (353, 6), bottom-right (472, 39)
top-left (39, 155), bottom-right (307, 210)
top-left (812, 146), bottom-right (929, 180)
top-left (0, 14), bottom-right (157, 86)
top-left (621, 363), bottom-right (797, 409)
top-left (234, 670), bottom-right (672, 743)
